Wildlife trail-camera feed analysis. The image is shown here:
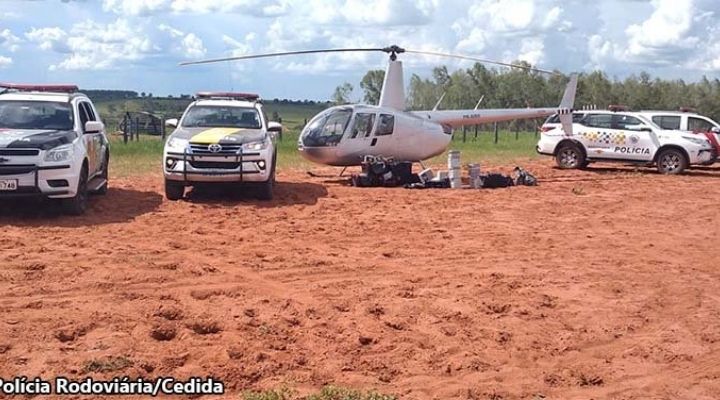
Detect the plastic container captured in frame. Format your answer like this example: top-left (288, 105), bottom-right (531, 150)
top-left (448, 150), bottom-right (461, 170)
top-left (467, 163), bottom-right (482, 189)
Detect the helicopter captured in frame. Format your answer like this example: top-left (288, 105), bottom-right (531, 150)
top-left (181, 45), bottom-right (577, 167)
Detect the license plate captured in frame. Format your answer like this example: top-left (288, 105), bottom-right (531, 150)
top-left (0, 179), bottom-right (18, 191)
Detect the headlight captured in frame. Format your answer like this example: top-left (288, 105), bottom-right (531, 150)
top-left (683, 136), bottom-right (711, 147)
top-left (44, 144), bottom-right (74, 162)
top-left (242, 139), bottom-right (269, 151)
top-left (166, 137), bottom-right (189, 152)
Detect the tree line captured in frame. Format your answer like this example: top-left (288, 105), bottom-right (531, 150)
top-left (334, 62), bottom-right (720, 130)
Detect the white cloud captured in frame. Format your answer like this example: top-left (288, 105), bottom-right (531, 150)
top-left (181, 33), bottom-right (205, 58)
top-left (624, 0), bottom-right (697, 61)
top-left (103, 0), bottom-right (290, 17)
top-left (0, 55), bottom-right (11, 68)
top-left (0, 28), bottom-right (21, 52)
top-left (158, 24), bottom-right (207, 59)
top-left (26, 27), bottom-right (69, 53)
top-left (28, 19), bottom-right (156, 70)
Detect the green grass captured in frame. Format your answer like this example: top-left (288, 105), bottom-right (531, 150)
top-left (432, 130), bottom-right (540, 166)
top-left (241, 386), bottom-right (396, 400)
top-left (109, 135), bottom-right (165, 177)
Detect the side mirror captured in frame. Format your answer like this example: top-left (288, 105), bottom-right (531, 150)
top-left (268, 121), bottom-right (283, 133)
top-left (711, 127), bottom-right (720, 134)
top-left (84, 121), bottom-right (104, 134)
top-left (165, 118), bottom-right (178, 128)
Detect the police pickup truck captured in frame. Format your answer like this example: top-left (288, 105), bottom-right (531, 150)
top-left (537, 109), bottom-right (716, 174)
top-left (0, 83), bottom-right (109, 214)
top-left (163, 92), bottom-right (281, 200)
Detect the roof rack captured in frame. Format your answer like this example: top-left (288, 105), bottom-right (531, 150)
top-left (608, 104), bottom-right (630, 112)
top-left (0, 82), bottom-right (79, 93)
top-left (195, 91), bottom-right (260, 101)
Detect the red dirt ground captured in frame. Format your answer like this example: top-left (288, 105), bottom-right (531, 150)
top-left (1, 161), bottom-right (719, 400)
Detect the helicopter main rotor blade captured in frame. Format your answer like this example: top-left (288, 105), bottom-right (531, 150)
top-left (404, 49), bottom-right (559, 75)
top-left (179, 48), bottom-right (388, 66)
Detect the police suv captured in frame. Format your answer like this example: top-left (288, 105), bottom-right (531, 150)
top-left (0, 83), bottom-right (109, 214)
top-left (163, 92), bottom-right (281, 200)
top-left (537, 108), bottom-right (716, 174)
top-left (635, 109), bottom-right (720, 164)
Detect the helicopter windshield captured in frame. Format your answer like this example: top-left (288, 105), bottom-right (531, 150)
top-left (301, 108), bottom-right (352, 147)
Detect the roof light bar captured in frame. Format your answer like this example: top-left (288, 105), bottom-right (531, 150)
top-left (678, 107), bottom-right (696, 113)
top-left (195, 91), bottom-right (260, 101)
top-left (0, 82), bottom-right (79, 93)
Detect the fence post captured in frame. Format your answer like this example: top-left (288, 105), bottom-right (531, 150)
top-left (122, 115), bottom-right (128, 144)
top-left (462, 126), bottom-right (467, 143)
top-left (515, 125), bottom-right (519, 140)
top-left (474, 125), bottom-right (478, 141)
top-left (494, 122), bottom-right (499, 144)
top-left (135, 117), bottom-right (140, 141)
top-left (161, 115), bottom-right (166, 140)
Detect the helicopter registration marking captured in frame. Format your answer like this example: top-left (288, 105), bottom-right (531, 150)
top-left (463, 113), bottom-right (482, 119)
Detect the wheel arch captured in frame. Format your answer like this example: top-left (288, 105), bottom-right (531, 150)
top-left (554, 139), bottom-right (587, 158)
top-left (653, 145), bottom-right (689, 164)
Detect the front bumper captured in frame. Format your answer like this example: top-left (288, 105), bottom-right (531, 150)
top-left (163, 150), bottom-right (272, 184)
top-left (694, 148), bottom-right (717, 165)
top-left (0, 164), bottom-right (76, 198)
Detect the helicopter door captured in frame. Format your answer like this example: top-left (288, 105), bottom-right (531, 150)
top-left (339, 112), bottom-right (377, 160)
top-left (372, 113), bottom-right (395, 149)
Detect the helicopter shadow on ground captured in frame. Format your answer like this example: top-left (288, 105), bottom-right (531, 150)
top-left (0, 187), bottom-right (163, 227)
top-left (184, 180), bottom-right (328, 207)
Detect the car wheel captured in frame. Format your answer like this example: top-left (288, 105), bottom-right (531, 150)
top-left (95, 152), bottom-right (109, 195)
top-left (656, 148), bottom-right (687, 175)
top-left (62, 165), bottom-right (88, 215)
top-left (256, 154), bottom-right (276, 201)
top-left (165, 180), bottom-right (185, 200)
top-left (555, 143), bottom-right (585, 169)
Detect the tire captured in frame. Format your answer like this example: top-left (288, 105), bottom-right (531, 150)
top-left (95, 152), bottom-right (109, 195)
top-left (62, 165), bottom-right (88, 215)
top-left (555, 143), bottom-right (585, 169)
top-left (256, 153), bottom-right (276, 201)
top-left (165, 180), bottom-right (185, 200)
top-left (656, 148), bottom-right (687, 175)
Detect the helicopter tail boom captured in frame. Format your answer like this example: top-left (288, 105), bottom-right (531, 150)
top-left (412, 74), bottom-right (578, 132)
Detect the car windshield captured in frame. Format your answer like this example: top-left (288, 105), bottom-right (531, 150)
top-left (181, 105), bottom-right (262, 129)
top-left (0, 100), bottom-right (74, 131)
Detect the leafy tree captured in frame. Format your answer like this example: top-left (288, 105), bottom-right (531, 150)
top-left (359, 70), bottom-right (385, 105)
top-left (331, 82), bottom-right (354, 105)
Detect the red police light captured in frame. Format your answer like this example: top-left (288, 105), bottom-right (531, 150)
top-left (0, 82), bottom-right (79, 93)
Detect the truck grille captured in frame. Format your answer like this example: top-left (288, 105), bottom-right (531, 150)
top-left (189, 143), bottom-right (243, 155)
top-left (0, 149), bottom-right (40, 156)
top-left (0, 165), bottom-right (36, 175)
top-left (189, 161), bottom-right (240, 170)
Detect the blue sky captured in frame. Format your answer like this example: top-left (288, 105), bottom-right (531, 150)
top-left (1, 0), bottom-right (719, 101)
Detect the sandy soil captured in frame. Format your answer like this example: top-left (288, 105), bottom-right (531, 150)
top-left (1, 160), bottom-right (719, 400)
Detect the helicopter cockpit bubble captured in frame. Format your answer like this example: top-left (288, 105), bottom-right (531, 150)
top-left (300, 106), bottom-right (353, 148)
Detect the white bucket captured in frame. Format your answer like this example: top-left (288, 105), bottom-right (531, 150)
top-left (448, 150), bottom-right (461, 170)
top-left (467, 163), bottom-right (481, 189)
top-left (448, 167), bottom-right (462, 189)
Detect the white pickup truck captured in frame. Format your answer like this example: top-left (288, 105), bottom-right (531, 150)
top-left (0, 83), bottom-right (109, 214)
